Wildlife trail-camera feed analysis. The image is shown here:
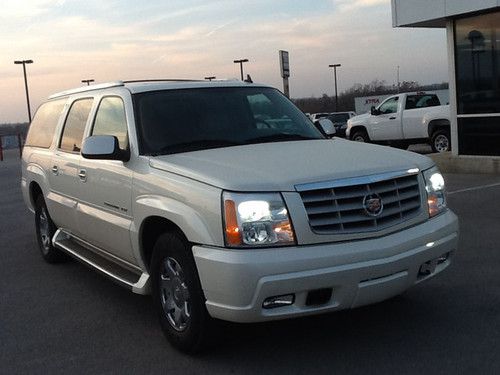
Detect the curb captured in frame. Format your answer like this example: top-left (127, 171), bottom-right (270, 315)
top-left (429, 152), bottom-right (500, 174)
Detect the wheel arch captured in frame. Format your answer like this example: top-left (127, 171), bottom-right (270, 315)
top-left (139, 215), bottom-right (188, 272)
top-left (428, 119), bottom-right (450, 138)
top-left (29, 181), bottom-right (44, 210)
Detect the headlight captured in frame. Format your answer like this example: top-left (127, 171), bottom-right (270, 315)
top-left (223, 192), bottom-right (296, 248)
top-left (423, 166), bottom-right (446, 217)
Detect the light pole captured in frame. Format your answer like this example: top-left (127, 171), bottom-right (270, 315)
top-left (14, 59), bottom-right (33, 122)
top-left (233, 59), bottom-right (249, 81)
top-left (82, 79), bottom-right (95, 86)
top-left (204, 76), bottom-right (216, 81)
top-left (397, 66), bottom-right (400, 93)
top-left (329, 63), bottom-right (341, 112)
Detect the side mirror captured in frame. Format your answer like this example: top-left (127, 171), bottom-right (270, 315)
top-left (82, 135), bottom-right (130, 162)
top-left (370, 106), bottom-right (380, 116)
top-left (317, 118), bottom-right (336, 138)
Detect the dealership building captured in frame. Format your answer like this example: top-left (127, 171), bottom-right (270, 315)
top-left (392, 0), bottom-right (500, 159)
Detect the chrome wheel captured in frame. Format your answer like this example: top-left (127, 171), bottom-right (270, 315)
top-left (353, 135), bottom-right (366, 142)
top-left (159, 257), bottom-right (191, 332)
top-left (434, 134), bottom-right (449, 152)
top-left (38, 207), bottom-right (51, 254)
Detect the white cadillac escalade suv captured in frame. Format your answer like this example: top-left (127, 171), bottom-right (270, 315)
top-left (21, 80), bottom-right (458, 353)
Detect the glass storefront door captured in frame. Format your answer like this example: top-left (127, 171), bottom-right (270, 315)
top-left (455, 12), bottom-right (500, 156)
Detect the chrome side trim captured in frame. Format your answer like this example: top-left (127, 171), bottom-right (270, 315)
top-left (295, 169), bottom-right (420, 192)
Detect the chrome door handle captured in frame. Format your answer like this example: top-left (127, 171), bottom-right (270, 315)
top-left (78, 169), bottom-right (87, 182)
top-left (51, 166), bottom-right (58, 175)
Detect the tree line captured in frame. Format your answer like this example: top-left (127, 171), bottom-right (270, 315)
top-left (293, 80), bottom-right (449, 114)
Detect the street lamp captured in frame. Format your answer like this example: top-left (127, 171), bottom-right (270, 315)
top-left (328, 64), bottom-right (341, 112)
top-left (204, 76), bottom-right (216, 81)
top-left (81, 79), bottom-right (95, 86)
top-left (233, 59), bottom-right (249, 81)
top-left (14, 59), bottom-right (34, 122)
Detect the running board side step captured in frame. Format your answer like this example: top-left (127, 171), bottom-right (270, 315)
top-left (52, 229), bottom-right (150, 295)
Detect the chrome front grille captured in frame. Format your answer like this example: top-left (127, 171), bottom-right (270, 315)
top-left (299, 173), bottom-right (422, 234)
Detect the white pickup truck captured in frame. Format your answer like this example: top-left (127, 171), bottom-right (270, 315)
top-left (346, 93), bottom-right (451, 152)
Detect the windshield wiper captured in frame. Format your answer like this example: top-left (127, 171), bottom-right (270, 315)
top-left (245, 133), bottom-right (320, 145)
top-left (151, 139), bottom-right (243, 155)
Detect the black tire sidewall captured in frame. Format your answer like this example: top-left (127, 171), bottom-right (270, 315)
top-left (34, 196), bottom-right (63, 263)
top-left (352, 131), bottom-right (368, 142)
top-left (150, 232), bottom-right (209, 353)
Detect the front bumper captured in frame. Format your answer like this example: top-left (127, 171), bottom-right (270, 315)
top-left (193, 210), bottom-right (458, 323)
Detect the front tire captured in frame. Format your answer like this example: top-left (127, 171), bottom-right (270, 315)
top-left (34, 196), bottom-right (67, 263)
top-left (151, 232), bottom-right (212, 353)
top-left (431, 129), bottom-right (451, 153)
top-left (351, 130), bottom-right (369, 143)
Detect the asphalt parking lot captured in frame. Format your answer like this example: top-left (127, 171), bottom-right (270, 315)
top-left (1, 148), bottom-right (499, 374)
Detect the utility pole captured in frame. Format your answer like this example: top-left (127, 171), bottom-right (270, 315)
top-left (14, 59), bottom-right (33, 122)
top-left (328, 64), bottom-right (341, 112)
top-left (82, 79), bottom-right (95, 86)
top-left (233, 59), bottom-right (249, 81)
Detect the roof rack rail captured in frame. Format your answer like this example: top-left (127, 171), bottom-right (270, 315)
top-left (122, 79), bottom-right (203, 84)
top-left (48, 81), bottom-right (125, 99)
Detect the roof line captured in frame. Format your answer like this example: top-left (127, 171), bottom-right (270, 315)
top-left (48, 81), bottom-right (125, 99)
top-left (122, 79), bottom-right (203, 83)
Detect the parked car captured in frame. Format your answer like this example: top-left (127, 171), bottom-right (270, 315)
top-left (327, 111), bottom-right (357, 137)
top-left (309, 112), bottom-right (330, 122)
top-left (346, 93), bottom-right (451, 152)
top-left (22, 80), bottom-right (458, 353)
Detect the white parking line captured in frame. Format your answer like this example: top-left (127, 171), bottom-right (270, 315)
top-left (448, 182), bottom-right (500, 195)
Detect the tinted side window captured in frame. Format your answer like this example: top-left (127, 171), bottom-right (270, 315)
top-left (406, 95), bottom-right (440, 110)
top-left (25, 99), bottom-right (66, 148)
top-left (92, 97), bottom-right (128, 150)
top-left (379, 97), bottom-right (399, 114)
top-left (59, 99), bottom-right (93, 153)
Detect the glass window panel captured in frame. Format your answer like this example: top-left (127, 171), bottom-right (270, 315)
top-left (92, 97), bottom-right (128, 150)
top-left (455, 12), bottom-right (500, 114)
top-left (134, 87), bottom-right (323, 155)
top-left (25, 99), bottom-right (66, 148)
top-left (59, 99), bottom-right (93, 153)
top-left (458, 117), bottom-right (500, 156)
top-left (379, 97), bottom-right (398, 114)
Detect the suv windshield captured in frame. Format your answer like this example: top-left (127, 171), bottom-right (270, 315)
top-left (134, 87), bottom-right (324, 155)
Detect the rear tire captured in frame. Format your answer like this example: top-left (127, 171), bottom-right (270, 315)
top-left (34, 196), bottom-right (67, 263)
top-left (351, 130), bottom-right (369, 143)
top-left (151, 232), bottom-right (212, 353)
top-left (431, 129), bottom-right (451, 153)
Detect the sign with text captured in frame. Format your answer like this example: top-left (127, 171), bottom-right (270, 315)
top-left (279, 50), bottom-right (290, 78)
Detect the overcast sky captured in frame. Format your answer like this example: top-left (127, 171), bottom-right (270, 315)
top-left (1, 0), bottom-right (449, 123)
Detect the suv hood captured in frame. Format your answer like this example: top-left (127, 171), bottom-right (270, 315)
top-left (149, 139), bottom-right (434, 192)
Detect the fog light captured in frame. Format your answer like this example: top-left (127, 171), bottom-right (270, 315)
top-left (419, 260), bottom-right (437, 276)
top-left (437, 252), bottom-right (450, 264)
top-left (262, 294), bottom-right (295, 309)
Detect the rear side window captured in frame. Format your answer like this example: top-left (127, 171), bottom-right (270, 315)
top-left (405, 95), bottom-right (440, 110)
top-left (91, 97), bottom-right (128, 150)
top-left (59, 98), bottom-right (93, 153)
top-left (25, 99), bottom-right (66, 148)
